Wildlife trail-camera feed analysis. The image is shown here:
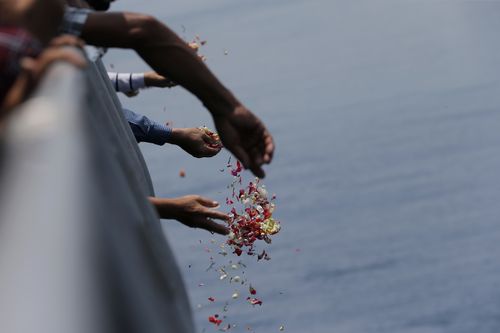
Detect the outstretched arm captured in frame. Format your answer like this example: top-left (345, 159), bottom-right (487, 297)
top-left (122, 108), bottom-right (221, 157)
top-left (108, 71), bottom-right (175, 96)
top-left (79, 11), bottom-right (274, 177)
top-left (81, 12), bottom-right (237, 113)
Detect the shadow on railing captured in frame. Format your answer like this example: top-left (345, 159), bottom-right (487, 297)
top-left (0, 52), bottom-right (195, 333)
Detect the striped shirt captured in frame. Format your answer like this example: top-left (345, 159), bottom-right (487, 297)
top-left (0, 26), bottom-right (41, 104)
top-left (59, 7), bottom-right (92, 37)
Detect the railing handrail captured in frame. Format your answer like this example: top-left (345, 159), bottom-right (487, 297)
top-left (0, 53), bottom-right (194, 333)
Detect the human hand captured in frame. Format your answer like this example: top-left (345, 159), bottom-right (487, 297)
top-left (48, 34), bottom-right (85, 48)
top-left (213, 105), bottom-right (274, 178)
top-left (168, 127), bottom-right (222, 158)
top-left (150, 195), bottom-right (229, 235)
top-left (20, 38), bottom-right (87, 85)
top-left (1, 37), bottom-right (86, 114)
top-left (144, 71), bottom-right (176, 88)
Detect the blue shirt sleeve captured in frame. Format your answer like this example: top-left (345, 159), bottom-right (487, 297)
top-left (122, 108), bottom-right (172, 145)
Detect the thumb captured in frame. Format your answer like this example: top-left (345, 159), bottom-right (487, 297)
top-left (249, 163), bottom-right (265, 179)
top-left (201, 132), bottom-right (214, 143)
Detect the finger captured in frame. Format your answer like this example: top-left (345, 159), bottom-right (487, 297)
top-left (194, 217), bottom-right (229, 235)
top-left (125, 90), bottom-right (139, 97)
top-left (201, 132), bottom-right (216, 144)
top-left (19, 57), bottom-right (36, 73)
top-left (249, 163), bottom-right (265, 179)
top-left (38, 49), bottom-right (87, 72)
top-left (57, 52), bottom-right (87, 68)
top-left (196, 196), bottom-right (220, 208)
top-left (18, 58), bottom-right (38, 87)
top-left (201, 207), bottom-right (230, 221)
top-left (202, 146), bottom-right (221, 157)
top-left (250, 145), bottom-right (264, 166)
top-left (245, 126), bottom-right (268, 166)
top-left (50, 35), bottom-right (85, 48)
top-left (263, 130), bottom-right (275, 163)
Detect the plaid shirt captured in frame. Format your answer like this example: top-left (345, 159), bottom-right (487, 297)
top-left (60, 7), bottom-right (92, 37)
top-left (0, 26), bottom-right (41, 104)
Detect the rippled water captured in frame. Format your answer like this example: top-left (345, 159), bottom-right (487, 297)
top-left (107, 1), bottom-right (500, 332)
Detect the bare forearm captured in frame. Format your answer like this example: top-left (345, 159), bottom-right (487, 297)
top-left (136, 41), bottom-right (240, 115)
top-left (81, 12), bottom-right (240, 116)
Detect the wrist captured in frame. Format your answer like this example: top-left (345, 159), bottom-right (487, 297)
top-left (143, 71), bottom-right (157, 87)
top-left (203, 91), bottom-right (241, 117)
top-left (167, 127), bottom-right (181, 144)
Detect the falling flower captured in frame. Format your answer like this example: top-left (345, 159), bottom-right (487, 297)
top-left (224, 160), bottom-right (282, 257)
top-left (206, 261), bottom-right (215, 271)
top-left (186, 35), bottom-right (208, 62)
top-left (231, 161), bottom-right (243, 176)
top-left (198, 126), bottom-right (223, 149)
top-left (188, 42), bottom-right (199, 51)
top-left (260, 218), bottom-right (281, 235)
top-left (257, 250), bottom-right (269, 261)
top-left (195, 157), bottom-right (283, 331)
top-left (220, 324), bottom-right (232, 332)
top-left (208, 315), bottom-right (223, 326)
top-left (246, 297), bottom-right (262, 306)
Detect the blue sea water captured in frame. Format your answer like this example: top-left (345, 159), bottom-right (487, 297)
top-left (106, 1), bottom-right (500, 332)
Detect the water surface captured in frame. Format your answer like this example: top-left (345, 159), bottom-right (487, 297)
top-left (107, 1), bottom-right (500, 332)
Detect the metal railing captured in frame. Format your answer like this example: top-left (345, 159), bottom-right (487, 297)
top-left (0, 52), bottom-right (195, 333)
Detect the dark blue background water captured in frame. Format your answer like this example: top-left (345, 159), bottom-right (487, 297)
top-left (106, 1), bottom-right (500, 332)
